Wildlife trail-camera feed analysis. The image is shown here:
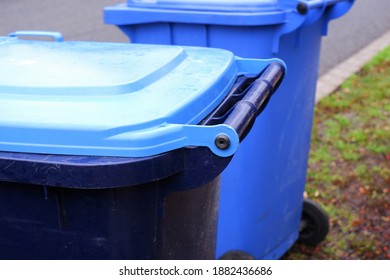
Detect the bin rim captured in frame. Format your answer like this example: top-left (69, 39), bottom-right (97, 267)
top-left (127, 0), bottom-right (289, 13)
top-left (105, 1), bottom-right (354, 52)
top-left (104, 2), bottom-right (295, 26)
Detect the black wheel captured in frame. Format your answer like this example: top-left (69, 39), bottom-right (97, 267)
top-left (298, 198), bottom-right (329, 246)
top-left (219, 250), bottom-right (255, 260)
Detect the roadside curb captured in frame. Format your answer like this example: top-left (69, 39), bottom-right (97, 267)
top-left (315, 30), bottom-right (390, 103)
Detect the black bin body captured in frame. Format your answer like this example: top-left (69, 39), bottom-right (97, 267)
top-left (0, 148), bottom-right (228, 259)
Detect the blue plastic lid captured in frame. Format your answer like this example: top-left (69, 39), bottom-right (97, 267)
top-left (0, 36), bottom-right (274, 158)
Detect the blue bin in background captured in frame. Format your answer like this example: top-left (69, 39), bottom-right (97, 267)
top-left (104, 0), bottom-right (355, 259)
top-left (0, 33), bottom-right (285, 259)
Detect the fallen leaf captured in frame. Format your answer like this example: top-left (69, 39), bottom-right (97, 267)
top-left (351, 219), bottom-right (364, 227)
top-left (359, 187), bottom-right (369, 195)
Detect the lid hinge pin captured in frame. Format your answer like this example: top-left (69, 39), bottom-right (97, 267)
top-left (215, 134), bottom-right (231, 150)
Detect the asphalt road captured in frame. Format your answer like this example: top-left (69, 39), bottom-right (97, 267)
top-left (0, 0), bottom-right (389, 75)
top-left (319, 0), bottom-right (390, 74)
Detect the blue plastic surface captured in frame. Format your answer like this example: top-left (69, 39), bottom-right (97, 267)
top-left (126, 0), bottom-right (282, 12)
top-left (105, 1), bottom-right (292, 27)
top-left (217, 1), bottom-right (354, 260)
top-left (0, 37), bottom-right (280, 158)
top-left (104, 0), bottom-right (352, 52)
top-left (104, 0), bottom-right (355, 259)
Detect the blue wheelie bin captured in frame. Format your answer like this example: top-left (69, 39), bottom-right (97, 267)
top-left (0, 32), bottom-right (285, 259)
top-left (104, 0), bottom-right (355, 259)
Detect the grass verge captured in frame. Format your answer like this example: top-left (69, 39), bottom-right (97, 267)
top-left (284, 46), bottom-right (390, 260)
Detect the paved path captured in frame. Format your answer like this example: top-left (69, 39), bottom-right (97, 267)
top-left (317, 30), bottom-right (390, 102)
top-left (0, 0), bottom-right (128, 43)
top-left (0, 0), bottom-right (389, 80)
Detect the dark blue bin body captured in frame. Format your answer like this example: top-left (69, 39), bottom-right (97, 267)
top-left (104, 0), bottom-right (355, 259)
top-left (0, 149), bottom-right (227, 259)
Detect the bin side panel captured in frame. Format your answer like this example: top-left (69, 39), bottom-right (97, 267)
top-left (0, 160), bottom-right (223, 259)
top-left (0, 182), bottom-right (160, 259)
top-left (159, 177), bottom-right (220, 259)
top-left (217, 19), bottom-right (324, 260)
top-left (119, 22), bottom-right (276, 54)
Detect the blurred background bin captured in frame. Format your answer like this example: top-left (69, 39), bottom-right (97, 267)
top-left (104, 0), bottom-right (355, 259)
top-left (0, 33), bottom-right (285, 259)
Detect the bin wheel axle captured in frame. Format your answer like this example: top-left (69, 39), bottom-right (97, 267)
top-left (219, 250), bottom-right (255, 260)
top-left (299, 198), bottom-right (329, 246)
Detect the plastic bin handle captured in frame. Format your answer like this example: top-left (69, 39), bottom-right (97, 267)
top-left (223, 62), bottom-right (284, 142)
top-left (297, 0), bottom-right (350, 14)
top-left (8, 31), bottom-right (64, 42)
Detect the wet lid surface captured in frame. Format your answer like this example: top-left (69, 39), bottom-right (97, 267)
top-left (1, 39), bottom-right (188, 95)
top-left (0, 37), bottom-right (242, 157)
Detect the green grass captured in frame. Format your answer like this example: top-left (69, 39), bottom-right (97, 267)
top-left (285, 45), bottom-right (390, 260)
